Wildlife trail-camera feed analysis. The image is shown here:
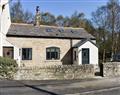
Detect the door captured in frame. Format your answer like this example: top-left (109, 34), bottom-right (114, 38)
top-left (3, 47), bottom-right (14, 59)
top-left (82, 48), bottom-right (89, 64)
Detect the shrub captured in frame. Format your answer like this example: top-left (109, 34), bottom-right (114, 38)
top-left (0, 57), bottom-right (18, 79)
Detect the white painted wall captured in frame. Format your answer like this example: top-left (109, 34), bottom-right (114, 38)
top-left (1, 0), bottom-right (11, 35)
top-left (0, 0), bottom-right (20, 66)
top-left (78, 41), bottom-right (98, 65)
top-left (0, 0), bottom-right (11, 56)
top-left (0, 1), bottom-right (3, 56)
top-left (2, 35), bottom-right (20, 60)
top-left (2, 35), bottom-right (20, 66)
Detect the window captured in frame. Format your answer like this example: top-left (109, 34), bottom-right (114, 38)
top-left (74, 51), bottom-right (77, 61)
top-left (22, 48), bottom-right (32, 60)
top-left (46, 47), bottom-right (60, 60)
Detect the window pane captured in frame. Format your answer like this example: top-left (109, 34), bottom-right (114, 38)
top-left (54, 52), bottom-right (57, 59)
top-left (51, 52), bottom-right (55, 59)
top-left (46, 52), bottom-right (51, 60)
top-left (22, 49), bottom-right (26, 60)
top-left (22, 48), bottom-right (32, 60)
top-left (29, 49), bottom-right (32, 60)
top-left (46, 47), bottom-right (60, 60)
top-left (74, 51), bottom-right (77, 61)
top-left (51, 48), bottom-right (55, 52)
top-left (46, 49), bottom-right (50, 52)
top-left (56, 48), bottom-right (59, 52)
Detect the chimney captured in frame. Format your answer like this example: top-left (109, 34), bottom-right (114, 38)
top-left (35, 6), bottom-right (41, 26)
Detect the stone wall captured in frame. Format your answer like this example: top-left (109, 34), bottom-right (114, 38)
top-left (103, 62), bottom-right (120, 77)
top-left (14, 64), bottom-right (94, 80)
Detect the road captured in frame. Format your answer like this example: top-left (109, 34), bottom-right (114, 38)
top-left (0, 77), bottom-right (120, 95)
top-left (70, 86), bottom-right (120, 95)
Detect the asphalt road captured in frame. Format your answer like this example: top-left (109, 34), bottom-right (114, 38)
top-left (0, 77), bottom-right (120, 95)
top-left (70, 86), bottom-right (120, 95)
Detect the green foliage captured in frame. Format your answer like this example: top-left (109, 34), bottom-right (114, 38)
top-left (0, 57), bottom-right (18, 79)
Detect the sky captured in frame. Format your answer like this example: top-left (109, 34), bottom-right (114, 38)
top-left (11, 0), bottom-right (119, 19)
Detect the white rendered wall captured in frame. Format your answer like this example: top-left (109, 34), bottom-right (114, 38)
top-left (0, 0), bottom-right (11, 56)
top-left (0, 0), bottom-right (20, 66)
top-left (3, 35), bottom-right (20, 66)
top-left (3, 35), bottom-right (19, 60)
top-left (78, 41), bottom-right (98, 65)
top-left (0, 1), bottom-right (3, 56)
top-left (1, 2), bottom-right (11, 35)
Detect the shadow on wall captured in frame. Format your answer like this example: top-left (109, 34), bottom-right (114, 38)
top-left (95, 63), bottom-right (103, 77)
top-left (61, 48), bottom-right (73, 65)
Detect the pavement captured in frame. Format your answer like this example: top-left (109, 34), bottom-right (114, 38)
top-left (0, 77), bottom-right (120, 95)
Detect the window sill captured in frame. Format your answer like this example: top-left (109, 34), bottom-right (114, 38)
top-left (22, 60), bottom-right (32, 61)
top-left (45, 60), bottom-right (60, 62)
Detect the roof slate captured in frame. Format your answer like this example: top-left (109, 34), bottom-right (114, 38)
top-left (74, 39), bottom-right (98, 48)
top-left (7, 23), bottom-right (95, 39)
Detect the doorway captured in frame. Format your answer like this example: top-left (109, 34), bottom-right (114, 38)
top-left (82, 48), bottom-right (89, 64)
top-left (3, 47), bottom-right (14, 59)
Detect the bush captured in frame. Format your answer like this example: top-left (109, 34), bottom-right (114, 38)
top-left (0, 57), bottom-right (18, 79)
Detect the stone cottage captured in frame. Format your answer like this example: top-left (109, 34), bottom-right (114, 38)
top-left (0, 0), bottom-right (98, 67)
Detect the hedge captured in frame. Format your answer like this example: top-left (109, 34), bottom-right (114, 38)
top-left (0, 57), bottom-right (18, 79)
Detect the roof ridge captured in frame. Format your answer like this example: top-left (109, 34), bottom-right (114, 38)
top-left (11, 23), bottom-right (32, 26)
top-left (40, 25), bottom-right (84, 29)
top-left (11, 23), bottom-right (84, 29)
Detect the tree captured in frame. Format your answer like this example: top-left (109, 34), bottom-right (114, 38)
top-left (41, 12), bottom-right (56, 25)
top-left (107, 0), bottom-right (120, 58)
top-left (92, 6), bottom-right (109, 39)
top-left (92, 0), bottom-right (120, 61)
top-left (92, 6), bottom-right (109, 62)
top-left (56, 15), bottom-right (65, 26)
top-left (23, 10), bottom-right (34, 23)
top-left (69, 11), bottom-right (85, 27)
top-left (10, 0), bottom-right (33, 23)
top-left (82, 19), bottom-right (95, 36)
top-left (10, 0), bottom-right (24, 23)
top-left (63, 17), bottom-right (70, 27)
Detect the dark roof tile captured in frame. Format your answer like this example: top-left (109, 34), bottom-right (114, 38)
top-left (7, 23), bottom-right (95, 39)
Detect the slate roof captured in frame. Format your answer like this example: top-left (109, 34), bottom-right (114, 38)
top-left (74, 39), bottom-right (98, 48)
top-left (7, 23), bottom-right (95, 39)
